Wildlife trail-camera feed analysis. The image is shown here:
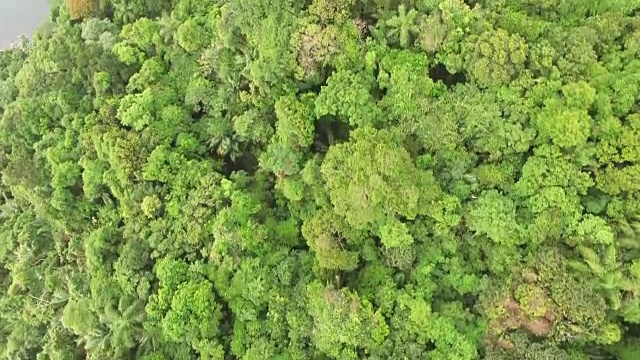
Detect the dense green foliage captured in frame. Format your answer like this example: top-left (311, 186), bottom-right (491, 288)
top-left (1, 0), bottom-right (640, 359)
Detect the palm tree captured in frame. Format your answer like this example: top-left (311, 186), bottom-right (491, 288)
top-left (84, 298), bottom-right (146, 358)
top-left (158, 14), bottom-right (180, 45)
top-left (385, 5), bottom-right (421, 48)
top-left (115, 1), bottom-right (137, 25)
top-left (136, 327), bottom-right (163, 358)
top-left (206, 117), bottom-right (244, 162)
top-left (220, 136), bottom-right (243, 162)
top-left (569, 245), bottom-right (629, 310)
top-left (617, 215), bottom-right (640, 261)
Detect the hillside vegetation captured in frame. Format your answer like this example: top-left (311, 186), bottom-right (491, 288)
top-left (1, 0), bottom-right (640, 359)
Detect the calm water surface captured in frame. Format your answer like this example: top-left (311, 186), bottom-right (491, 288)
top-left (0, 0), bottom-right (50, 49)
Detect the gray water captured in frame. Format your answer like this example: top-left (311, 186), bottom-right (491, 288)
top-left (0, 0), bottom-right (50, 49)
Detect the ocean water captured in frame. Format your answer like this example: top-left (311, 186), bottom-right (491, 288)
top-left (0, 0), bottom-right (50, 49)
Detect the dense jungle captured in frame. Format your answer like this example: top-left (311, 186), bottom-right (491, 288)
top-left (1, 0), bottom-right (640, 359)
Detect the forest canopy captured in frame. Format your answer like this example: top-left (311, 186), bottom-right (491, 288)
top-left (1, 0), bottom-right (640, 359)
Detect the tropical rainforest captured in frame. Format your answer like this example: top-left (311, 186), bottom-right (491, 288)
top-left (1, 0), bottom-right (640, 359)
